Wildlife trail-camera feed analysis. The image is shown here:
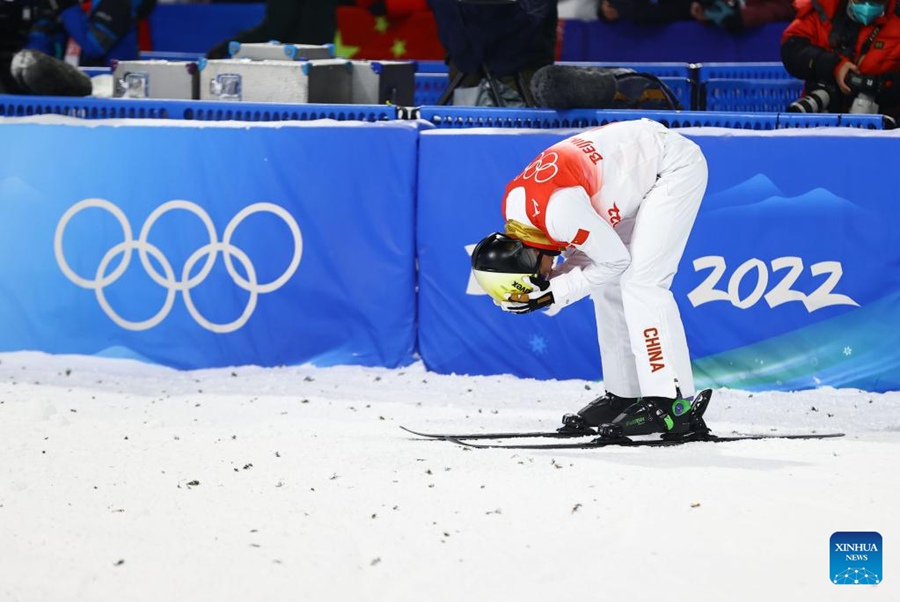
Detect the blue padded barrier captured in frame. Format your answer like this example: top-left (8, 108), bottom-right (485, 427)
top-left (776, 113), bottom-right (885, 129)
top-left (3, 94), bottom-right (884, 129)
top-left (837, 114), bottom-right (888, 129)
top-left (661, 112), bottom-right (779, 129)
top-left (703, 79), bottom-right (804, 112)
top-left (417, 107), bottom-right (782, 130)
top-left (414, 73), bottom-right (448, 106)
top-left (777, 113), bottom-right (841, 127)
top-left (183, 103), bottom-right (397, 123)
top-left (0, 95), bottom-right (398, 122)
top-left (414, 60), bottom-right (449, 73)
top-left (0, 119), bottom-right (419, 370)
top-left (417, 107), bottom-right (887, 130)
top-left (697, 62), bottom-right (792, 81)
top-left (417, 127), bottom-right (900, 391)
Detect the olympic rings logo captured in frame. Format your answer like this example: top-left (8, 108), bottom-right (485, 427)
top-left (519, 151), bottom-right (559, 184)
top-left (54, 199), bottom-right (302, 333)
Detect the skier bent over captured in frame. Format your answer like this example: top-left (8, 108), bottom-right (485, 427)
top-left (471, 118), bottom-right (711, 440)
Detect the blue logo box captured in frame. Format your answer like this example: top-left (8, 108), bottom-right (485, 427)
top-left (831, 531), bottom-right (882, 585)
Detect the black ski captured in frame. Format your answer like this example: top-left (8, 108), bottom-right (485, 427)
top-left (400, 425), bottom-right (593, 441)
top-left (450, 432), bottom-right (846, 450)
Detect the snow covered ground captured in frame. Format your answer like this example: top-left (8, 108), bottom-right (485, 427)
top-left (0, 351), bottom-right (897, 602)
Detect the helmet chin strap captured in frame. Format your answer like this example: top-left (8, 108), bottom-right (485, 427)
top-left (534, 249), bottom-right (560, 278)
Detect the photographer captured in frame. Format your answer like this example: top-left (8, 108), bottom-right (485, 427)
top-left (781, 0), bottom-right (900, 119)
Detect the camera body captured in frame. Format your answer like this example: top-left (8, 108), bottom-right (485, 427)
top-left (846, 71), bottom-right (881, 114)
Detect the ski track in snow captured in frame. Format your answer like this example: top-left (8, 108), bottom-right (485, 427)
top-left (0, 351), bottom-right (897, 602)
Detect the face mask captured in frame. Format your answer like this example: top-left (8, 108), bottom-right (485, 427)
top-left (847, 1), bottom-right (885, 25)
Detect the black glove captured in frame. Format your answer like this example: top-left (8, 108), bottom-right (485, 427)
top-left (498, 276), bottom-right (555, 315)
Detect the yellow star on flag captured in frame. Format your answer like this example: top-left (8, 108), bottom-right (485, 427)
top-left (332, 31), bottom-right (360, 59)
top-left (391, 38), bottom-right (407, 58)
top-left (374, 16), bottom-right (390, 34)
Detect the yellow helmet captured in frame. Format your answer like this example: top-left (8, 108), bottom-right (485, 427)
top-left (471, 233), bottom-right (543, 303)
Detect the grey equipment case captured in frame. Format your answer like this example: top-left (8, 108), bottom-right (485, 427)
top-left (111, 60), bottom-right (199, 100)
top-left (228, 42), bottom-right (335, 61)
top-left (198, 58), bottom-right (353, 104)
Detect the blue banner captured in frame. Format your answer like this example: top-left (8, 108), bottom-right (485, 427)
top-left (0, 120), bottom-right (419, 369)
top-left (416, 128), bottom-right (900, 392)
top-left (2, 118), bottom-right (898, 391)
top-left (681, 131), bottom-right (900, 391)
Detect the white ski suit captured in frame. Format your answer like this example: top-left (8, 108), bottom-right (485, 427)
top-left (502, 118), bottom-right (708, 398)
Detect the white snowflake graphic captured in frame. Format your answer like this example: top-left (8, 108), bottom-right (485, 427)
top-left (529, 335), bottom-right (547, 355)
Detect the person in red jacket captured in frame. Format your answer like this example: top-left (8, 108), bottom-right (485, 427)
top-left (781, 0), bottom-right (900, 119)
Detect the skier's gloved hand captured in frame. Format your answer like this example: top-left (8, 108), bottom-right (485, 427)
top-left (498, 275), bottom-right (554, 314)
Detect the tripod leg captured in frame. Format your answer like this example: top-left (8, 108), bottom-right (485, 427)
top-left (436, 70), bottom-right (466, 106)
top-left (481, 63), bottom-right (506, 107)
top-left (514, 71), bottom-right (536, 108)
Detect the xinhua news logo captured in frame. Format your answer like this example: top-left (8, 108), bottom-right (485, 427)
top-left (831, 531), bottom-right (882, 585)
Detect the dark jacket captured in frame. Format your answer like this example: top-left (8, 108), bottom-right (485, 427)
top-left (426, 0), bottom-right (557, 78)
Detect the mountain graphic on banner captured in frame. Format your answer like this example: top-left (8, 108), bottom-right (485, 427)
top-left (703, 174), bottom-right (871, 218)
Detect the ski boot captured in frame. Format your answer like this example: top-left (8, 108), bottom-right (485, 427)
top-left (594, 389), bottom-right (714, 442)
top-left (558, 392), bottom-right (638, 435)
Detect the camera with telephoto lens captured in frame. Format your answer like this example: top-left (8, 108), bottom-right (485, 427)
top-left (846, 71), bottom-right (881, 114)
top-left (787, 83), bottom-right (833, 113)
